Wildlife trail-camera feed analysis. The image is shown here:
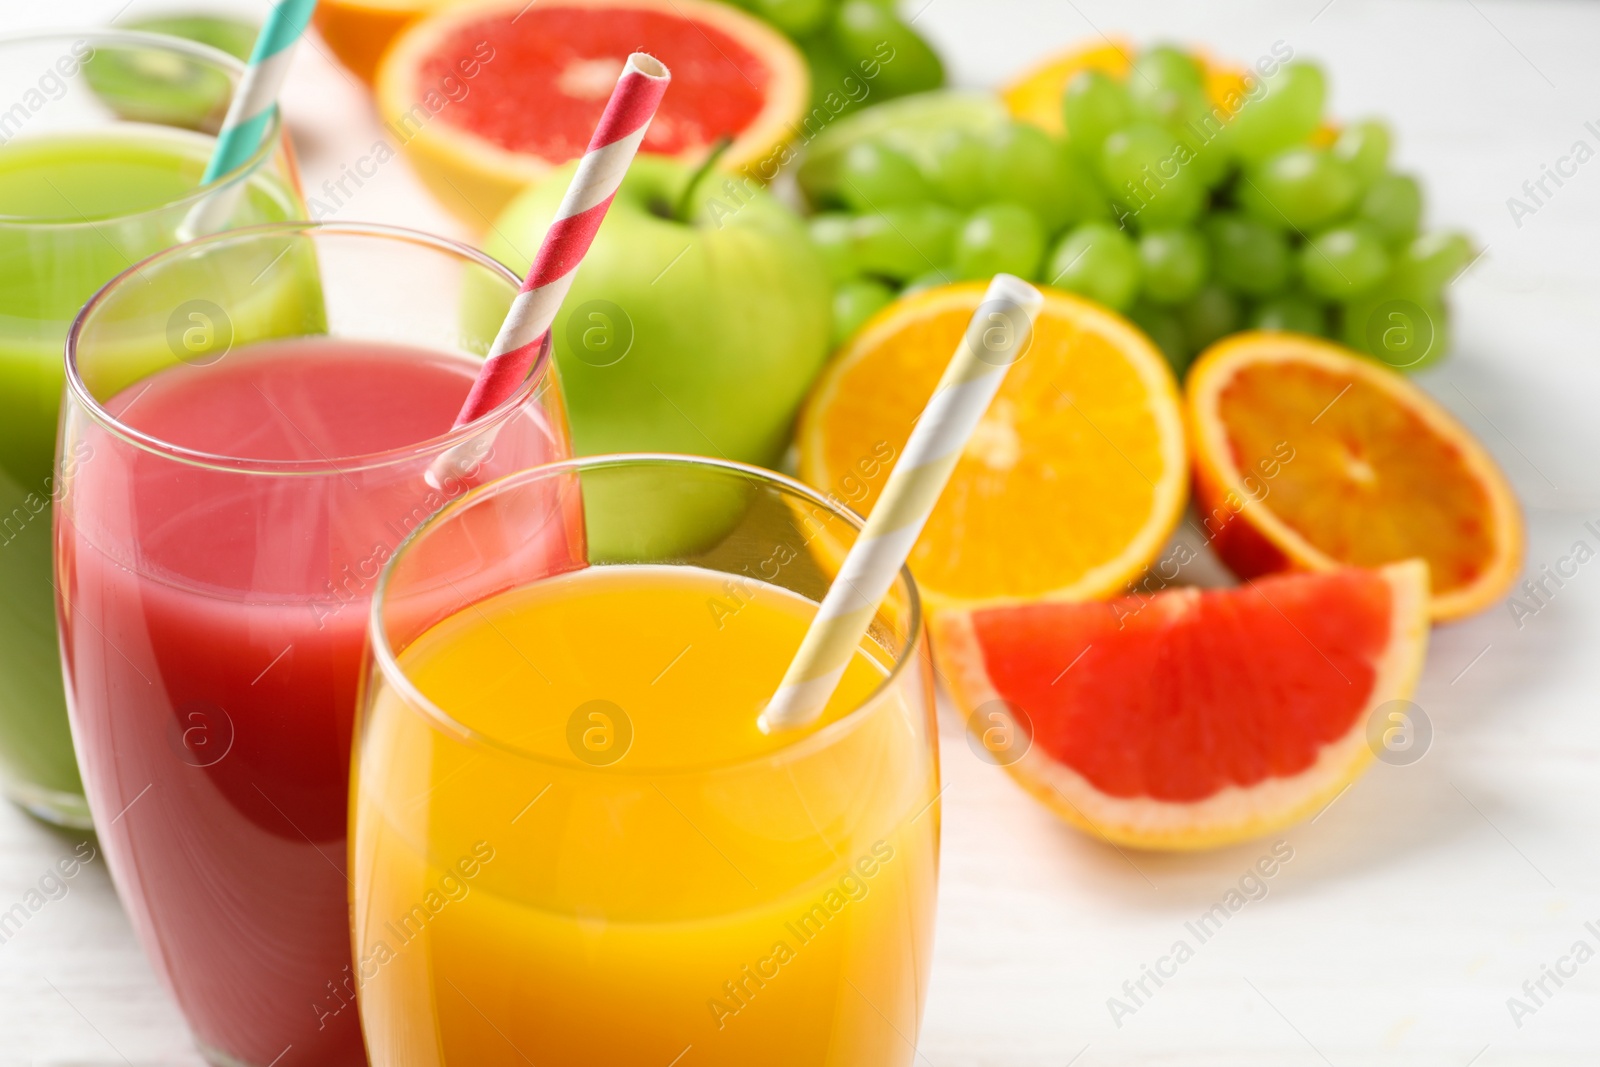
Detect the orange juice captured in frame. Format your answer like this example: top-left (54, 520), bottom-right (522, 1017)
top-left (352, 562), bottom-right (940, 1066)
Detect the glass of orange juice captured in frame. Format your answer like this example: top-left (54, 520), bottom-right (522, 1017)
top-left (352, 454), bottom-right (940, 1066)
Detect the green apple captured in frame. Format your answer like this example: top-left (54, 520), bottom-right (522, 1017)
top-left (483, 155), bottom-right (832, 560)
top-left (484, 154), bottom-right (832, 468)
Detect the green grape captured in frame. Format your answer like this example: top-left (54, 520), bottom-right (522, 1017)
top-left (809, 212), bottom-right (858, 283)
top-left (1229, 61), bottom-right (1325, 162)
top-left (1057, 151), bottom-right (1113, 225)
top-left (800, 34), bottom-right (854, 118)
top-left (833, 279), bottom-right (895, 345)
top-left (1334, 119), bottom-right (1391, 188)
top-left (1128, 299), bottom-right (1188, 372)
top-left (1100, 122), bottom-right (1206, 227)
top-left (892, 202), bottom-right (960, 262)
top-left (1391, 230), bottom-right (1475, 296)
top-left (1129, 170), bottom-right (1205, 228)
top-left (832, 1), bottom-right (944, 99)
top-left (1043, 221), bottom-right (1140, 311)
top-left (1131, 45), bottom-right (1205, 93)
top-left (1300, 222), bottom-right (1390, 299)
top-left (1341, 287), bottom-right (1449, 371)
top-left (838, 141), bottom-right (930, 210)
top-left (984, 122), bottom-right (1071, 231)
top-left (1127, 45), bottom-right (1210, 129)
top-left (853, 203), bottom-right (960, 280)
top-left (1137, 228), bottom-right (1209, 304)
top-left (1180, 281), bottom-right (1241, 352)
top-left (1238, 147), bottom-right (1360, 230)
top-left (1249, 292), bottom-right (1328, 335)
top-left (1172, 123), bottom-right (1230, 189)
top-left (922, 128), bottom-right (992, 209)
top-left (1358, 172), bottom-right (1423, 244)
top-left (1099, 122), bottom-right (1176, 192)
top-left (1204, 212), bottom-right (1291, 295)
top-left (750, 0), bottom-right (830, 37)
top-left (1062, 69), bottom-right (1131, 160)
top-left (953, 202), bottom-right (1046, 281)
top-left (902, 268), bottom-right (953, 294)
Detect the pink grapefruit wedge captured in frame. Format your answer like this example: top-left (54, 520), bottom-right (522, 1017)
top-left (934, 562), bottom-right (1430, 850)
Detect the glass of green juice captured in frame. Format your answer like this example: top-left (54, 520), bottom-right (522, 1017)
top-left (0, 30), bottom-right (304, 827)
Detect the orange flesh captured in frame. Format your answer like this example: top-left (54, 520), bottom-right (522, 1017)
top-left (1217, 362), bottom-right (1496, 595)
top-left (818, 300), bottom-right (1171, 602)
top-left (423, 8), bottom-right (769, 159)
top-left (968, 569), bottom-right (1395, 802)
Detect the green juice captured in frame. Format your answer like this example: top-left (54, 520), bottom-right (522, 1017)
top-left (0, 126), bottom-right (304, 824)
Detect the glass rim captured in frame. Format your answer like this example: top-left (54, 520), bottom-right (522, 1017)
top-left (0, 28), bottom-right (284, 228)
top-left (367, 453), bottom-right (927, 776)
top-left (63, 219), bottom-right (551, 476)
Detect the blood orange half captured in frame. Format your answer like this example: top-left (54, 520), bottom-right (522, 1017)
top-left (376, 0), bottom-right (808, 225)
top-left (1186, 332), bottom-right (1524, 621)
top-left (934, 562), bottom-right (1429, 850)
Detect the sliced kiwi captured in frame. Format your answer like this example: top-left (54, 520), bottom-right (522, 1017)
top-left (85, 14), bottom-right (259, 132)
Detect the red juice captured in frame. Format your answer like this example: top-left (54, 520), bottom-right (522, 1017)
top-left (57, 338), bottom-right (565, 1066)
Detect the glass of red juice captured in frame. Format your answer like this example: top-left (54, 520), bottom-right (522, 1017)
top-left (54, 221), bottom-right (570, 1067)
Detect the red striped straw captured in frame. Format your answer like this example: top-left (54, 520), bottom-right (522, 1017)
top-left (454, 52), bottom-right (671, 427)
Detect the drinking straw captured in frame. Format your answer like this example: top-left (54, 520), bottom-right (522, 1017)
top-left (427, 52), bottom-right (669, 489)
top-left (760, 274), bottom-right (1045, 734)
top-left (452, 53), bottom-right (672, 427)
top-left (184, 0), bottom-right (319, 237)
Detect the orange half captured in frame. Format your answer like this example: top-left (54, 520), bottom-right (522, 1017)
top-left (1186, 332), bottom-right (1524, 621)
top-left (797, 284), bottom-right (1188, 612)
top-left (314, 0), bottom-right (445, 84)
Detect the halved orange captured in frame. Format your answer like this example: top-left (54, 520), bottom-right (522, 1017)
top-left (1187, 332), bottom-right (1524, 621)
top-left (935, 561), bottom-right (1430, 850)
top-left (796, 284), bottom-right (1188, 612)
top-left (376, 0), bottom-right (809, 226)
top-left (314, 0), bottom-right (446, 85)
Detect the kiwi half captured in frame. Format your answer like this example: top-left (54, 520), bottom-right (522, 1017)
top-left (86, 14), bottom-right (259, 132)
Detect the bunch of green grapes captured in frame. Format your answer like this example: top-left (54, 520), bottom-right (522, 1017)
top-left (800, 45), bottom-right (1472, 375)
top-left (720, 0), bottom-right (944, 114)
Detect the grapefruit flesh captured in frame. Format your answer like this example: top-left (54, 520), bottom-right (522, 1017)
top-left (935, 561), bottom-right (1430, 850)
top-left (1187, 332), bottom-right (1523, 621)
top-left (421, 9), bottom-right (768, 161)
top-left (377, 0), bottom-right (808, 226)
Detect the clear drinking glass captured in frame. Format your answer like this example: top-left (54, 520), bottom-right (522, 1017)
top-left (55, 221), bottom-right (569, 1067)
top-left (0, 29), bottom-right (304, 827)
top-left (353, 454), bottom-right (941, 1066)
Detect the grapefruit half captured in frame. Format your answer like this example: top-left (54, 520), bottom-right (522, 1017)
top-left (934, 562), bottom-right (1430, 850)
top-left (376, 0), bottom-right (809, 226)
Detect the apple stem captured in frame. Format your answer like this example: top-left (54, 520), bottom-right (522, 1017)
top-left (674, 136), bottom-right (735, 223)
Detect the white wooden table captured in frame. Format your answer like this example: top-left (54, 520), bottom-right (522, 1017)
top-left (5, 1), bottom-right (1599, 1063)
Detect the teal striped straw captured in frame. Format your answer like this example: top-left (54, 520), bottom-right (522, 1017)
top-left (203, 0), bottom-right (318, 182)
top-left (185, 0), bottom-right (318, 235)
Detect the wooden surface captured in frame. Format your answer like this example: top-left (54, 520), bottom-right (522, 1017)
top-left (4, 1), bottom-right (1599, 1063)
